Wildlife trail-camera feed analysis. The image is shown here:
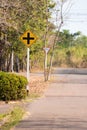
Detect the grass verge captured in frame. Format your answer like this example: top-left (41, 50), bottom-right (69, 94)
top-left (28, 93), bottom-right (40, 99)
top-left (0, 114), bottom-right (7, 121)
top-left (0, 107), bottom-right (24, 130)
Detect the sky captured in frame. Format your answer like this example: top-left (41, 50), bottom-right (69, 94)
top-left (52, 0), bottom-right (87, 35)
top-left (61, 0), bottom-right (87, 35)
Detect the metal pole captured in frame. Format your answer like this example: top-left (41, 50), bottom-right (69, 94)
top-left (27, 48), bottom-right (30, 82)
top-left (11, 50), bottom-right (14, 72)
top-left (45, 51), bottom-right (48, 81)
top-left (45, 51), bottom-right (47, 69)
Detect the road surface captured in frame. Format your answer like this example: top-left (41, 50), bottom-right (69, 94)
top-left (13, 68), bottom-right (87, 130)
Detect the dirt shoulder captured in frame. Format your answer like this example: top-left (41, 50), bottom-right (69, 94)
top-left (29, 75), bottom-right (49, 96)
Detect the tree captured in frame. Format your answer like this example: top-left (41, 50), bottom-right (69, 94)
top-left (56, 30), bottom-right (81, 48)
top-left (0, 0), bottom-right (55, 72)
top-left (52, 30), bottom-right (87, 68)
top-left (46, 0), bottom-right (71, 80)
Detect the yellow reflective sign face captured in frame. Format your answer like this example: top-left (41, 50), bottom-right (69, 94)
top-left (20, 30), bottom-right (37, 47)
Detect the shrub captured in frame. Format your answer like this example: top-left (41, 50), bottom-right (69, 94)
top-left (0, 72), bottom-right (28, 101)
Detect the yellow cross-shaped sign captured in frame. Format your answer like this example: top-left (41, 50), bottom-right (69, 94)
top-left (20, 30), bottom-right (37, 47)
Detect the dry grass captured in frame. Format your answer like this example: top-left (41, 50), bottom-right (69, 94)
top-left (29, 76), bottom-right (49, 96)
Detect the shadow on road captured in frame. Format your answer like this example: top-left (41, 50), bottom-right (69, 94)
top-left (53, 68), bottom-right (87, 75)
top-left (16, 117), bottom-right (87, 130)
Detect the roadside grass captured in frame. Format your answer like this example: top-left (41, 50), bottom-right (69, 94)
top-left (0, 114), bottom-right (7, 121)
top-left (28, 93), bottom-right (41, 99)
top-left (0, 107), bottom-right (24, 130)
top-left (0, 76), bottom-right (48, 130)
top-left (0, 93), bottom-right (42, 130)
top-left (0, 94), bottom-right (40, 130)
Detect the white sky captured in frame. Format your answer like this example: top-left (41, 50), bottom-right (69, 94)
top-left (61, 0), bottom-right (87, 35)
top-left (52, 0), bottom-right (87, 35)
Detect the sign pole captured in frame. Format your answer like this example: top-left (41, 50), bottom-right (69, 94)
top-left (27, 48), bottom-right (30, 82)
top-left (20, 30), bottom-right (38, 95)
top-left (45, 51), bottom-right (47, 69)
top-left (44, 48), bottom-right (50, 70)
top-left (11, 50), bottom-right (14, 72)
top-left (43, 48), bottom-right (50, 81)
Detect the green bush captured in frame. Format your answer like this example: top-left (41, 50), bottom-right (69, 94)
top-left (0, 72), bottom-right (28, 101)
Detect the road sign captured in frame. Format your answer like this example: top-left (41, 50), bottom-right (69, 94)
top-left (43, 48), bottom-right (50, 53)
top-left (20, 30), bottom-right (37, 47)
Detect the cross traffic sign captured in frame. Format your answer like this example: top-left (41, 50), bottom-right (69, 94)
top-left (20, 30), bottom-right (37, 47)
top-left (23, 33), bottom-right (34, 45)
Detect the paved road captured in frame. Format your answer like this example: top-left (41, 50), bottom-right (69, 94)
top-left (13, 70), bottom-right (87, 130)
top-left (53, 68), bottom-right (87, 75)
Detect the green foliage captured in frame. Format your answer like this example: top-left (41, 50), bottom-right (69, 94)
top-left (53, 30), bottom-right (87, 68)
top-left (54, 45), bottom-right (87, 68)
top-left (0, 107), bottom-right (24, 130)
top-left (0, 113), bottom-right (7, 121)
top-left (57, 30), bottom-right (81, 48)
top-left (74, 35), bottom-right (87, 47)
top-left (0, 72), bottom-right (28, 101)
top-left (0, 0), bottom-right (55, 72)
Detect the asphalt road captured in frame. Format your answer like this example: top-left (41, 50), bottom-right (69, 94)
top-left (13, 68), bottom-right (87, 130)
